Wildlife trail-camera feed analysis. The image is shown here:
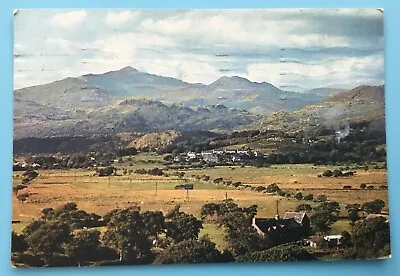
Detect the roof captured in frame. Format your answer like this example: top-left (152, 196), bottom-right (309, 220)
top-left (310, 235), bottom-right (323, 243)
top-left (282, 212), bottom-right (307, 224)
top-left (324, 235), bottom-right (342, 240)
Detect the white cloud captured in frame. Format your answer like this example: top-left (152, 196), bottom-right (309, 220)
top-left (140, 10), bottom-right (351, 48)
top-left (51, 10), bottom-right (87, 29)
top-left (245, 54), bottom-right (384, 89)
top-left (105, 10), bottom-right (140, 27)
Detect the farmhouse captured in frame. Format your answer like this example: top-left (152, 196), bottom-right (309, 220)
top-left (251, 212), bottom-right (310, 241)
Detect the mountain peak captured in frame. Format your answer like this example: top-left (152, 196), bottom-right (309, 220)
top-left (119, 66), bottom-right (138, 73)
top-left (211, 75), bottom-right (252, 86)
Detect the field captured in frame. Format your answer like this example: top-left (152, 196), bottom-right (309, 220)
top-left (12, 156), bottom-right (388, 242)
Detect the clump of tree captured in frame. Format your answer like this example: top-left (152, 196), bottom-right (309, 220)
top-left (345, 203), bottom-right (361, 225)
top-left (102, 206), bottom-right (154, 264)
top-left (95, 166), bottom-right (116, 177)
top-left (65, 230), bottom-right (102, 267)
top-left (16, 193), bottom-right (30, 203)
top-left (134, 168), bottom-right (164, 176)
top-left (310, 201), bottom-right (340, 234)
top-left (11, 231), bottom-right (28, 253)
top-left (344, 217), bottom-right (390, 259)
top-left (12, 184), bottom-right (28, 197)
top-left (294, 192), bottom-right (303, 200)
top-left (24, 221), bottom-right (71, 265)
top-left (303, 194), bottom-right (313, 201)
top-left (154, 236), bottom-right (233, 264)
top-left (266, 183), bottom-right (281, 193)
top-left (361, 199), bottom-right (385, 214)
top-left (295, 203), bottom-right (312, 212)
top-left (316, 194), bottom-right (328, 202)
top-left (40, 202), bottom-right (102, 229)
top-left (200, 200), bottom-right (257, 221)
top-left (22, 169), bottom-right (39, 184)
top-left (165, 205), bottom-right (203, 244)
top-left (237, 243), bottom-right (316, 262)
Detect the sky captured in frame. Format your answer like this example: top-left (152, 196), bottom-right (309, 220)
top-left (14, 9), bottom-right (384, 91)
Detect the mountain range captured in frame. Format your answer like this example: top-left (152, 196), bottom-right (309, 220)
top-left (13, 67), bottom-right (385, 140)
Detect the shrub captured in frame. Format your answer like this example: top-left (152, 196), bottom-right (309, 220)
top-left (322, 170), bottom-right (333, 177)
top-left (303, 194), bottom-right (313, 201)
top-left (294, 192), bottom-right (303, 200)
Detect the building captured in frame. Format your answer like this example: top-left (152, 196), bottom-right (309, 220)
top-left (323, 234), bottom-right (343, 247)
top-left (309, 235), bottom-right (323, 248)
top-left (282, 212), bottom-right (311, 229)
top-left (203, 154), bottom-right (219, 163)
top-left (251, 212), bottom-right (310, 242)
top-left (187, 152), bottom-right (197, 159)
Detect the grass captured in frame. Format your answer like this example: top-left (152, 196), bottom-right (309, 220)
top-left (330, 220), bottom-right (353, 235)
top-left (199, 223), bottom-right (228, 251)
top-left (11, 159), bottom-right (389, 228)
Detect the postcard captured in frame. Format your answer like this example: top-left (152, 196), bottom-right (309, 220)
top-left (12, 9), bottom-right (389, 267)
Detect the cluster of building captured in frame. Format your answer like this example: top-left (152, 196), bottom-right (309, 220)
top-left (184, 149), bottom-right (264, 163)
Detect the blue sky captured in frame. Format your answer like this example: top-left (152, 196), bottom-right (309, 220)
top-left (14, 9), bottom-right (384, 91)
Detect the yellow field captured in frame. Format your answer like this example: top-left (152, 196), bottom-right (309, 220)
top-left (12, 163), bottom-right (389, 234)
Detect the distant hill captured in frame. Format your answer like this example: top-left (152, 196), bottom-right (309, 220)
top-left (14, 67), bottom-right (323, 117)
top-left (246, 85), bottom-right (385, 134)
top-left (13, 98), bottom-right (258, 139)
top-left (304, 87), bottom-right (346, 98)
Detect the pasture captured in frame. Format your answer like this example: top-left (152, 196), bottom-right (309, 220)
top-left (12, 160), bottom-right (388, 238)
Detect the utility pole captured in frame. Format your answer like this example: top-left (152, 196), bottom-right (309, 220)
top-left (225, 191), bottom-right (228, 201)
top-left (74, 171), bottom-right (77, 182)
top-left (130, 178), bottom-right (132, 190)
top-left (186, 188), bottom-right (189, 201)
top-left (108, 175), bottom-right (111, 188)
top-left (275, 199), bottom-right (279, 220)
top-left (155, 182), bottom-right (158, 197)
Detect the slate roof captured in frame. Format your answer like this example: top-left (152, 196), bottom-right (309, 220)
top-left (282, 212), bottom-right (307, 225)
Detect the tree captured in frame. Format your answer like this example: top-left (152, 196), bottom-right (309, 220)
top-left (322, 170), bottom-right (333, 177)
top-left (102, 207), bottom-right (153, 264)
top-left (12, 184), bottom-right (27, 196)
top-left (361, 199), bottom-right (385, 214)
top-left (295, 203), bottom-right (312, 212)
top-left (165, 205), bottom-right (203, 243)
top-left (65, 230), bottom-right (101, 266)
top-left (11, 231), bottom-right (28, 253)
top-left (219, 211), bottom-right (268, 256)
top-left (154, 236), bottom-right (232, 264)
top-left (316, 194), bottom-right (327, 202)
top-left (141, 210), bottom-right (165, 240)
top-left (315, 201), bottom-right (340, 217)
top-left (348, 208), bottom-right (360, 225)
top-left (332, 169), bottom-right (343, 177)
top-left (303, 194), bottom-right (313, 201)
top-left (25, 221), bottom-right (71, 265)
top-left (360, 183), bottom-right (367, 189)
top-left (294, 192), bottom-right (303, 200)
top-left (351, 217), bottom-right (390, 258)
top-left (266, 183), bottom-right (280, 193)
top-left (341, 231), bottom-right (352, 248)
top-left (237, 244), bottom-right (316, 262)
top-left (16, 193), bottom-right (29, 203)
top-left (22, 220), bottom-right (46, 236)
top-left (310, 211), bottom-right (333, 234)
